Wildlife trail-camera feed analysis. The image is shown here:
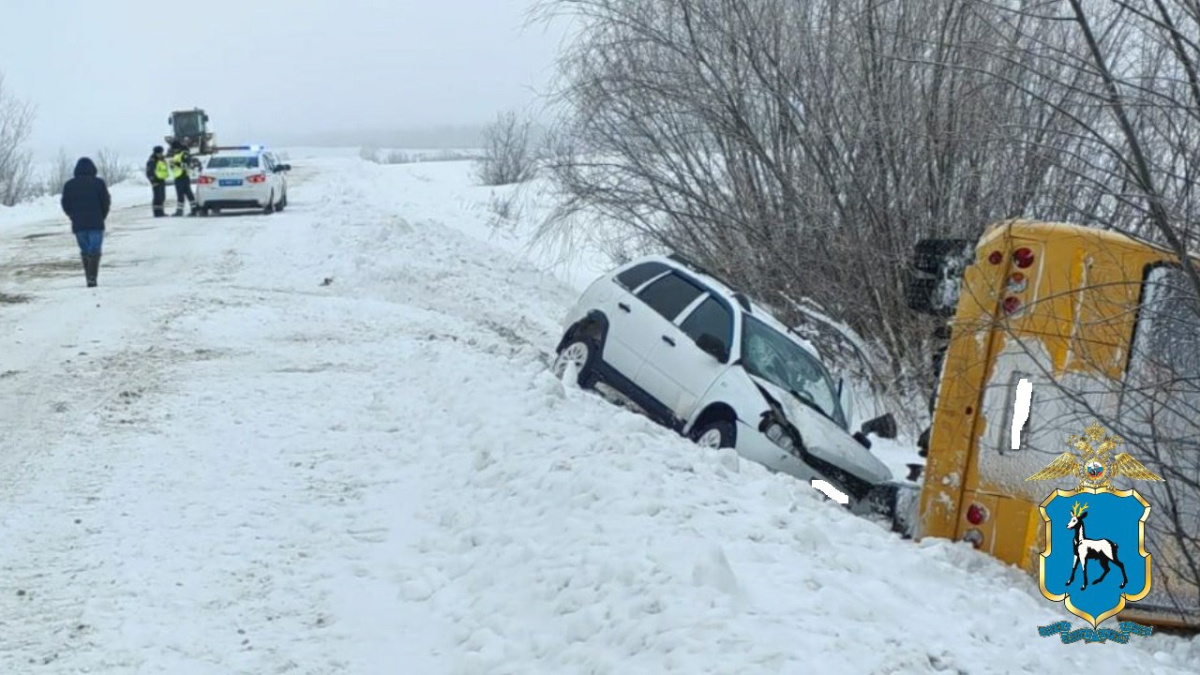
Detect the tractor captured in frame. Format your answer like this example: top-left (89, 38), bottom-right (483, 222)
top-left (166, 108), bottom-right (214, 172)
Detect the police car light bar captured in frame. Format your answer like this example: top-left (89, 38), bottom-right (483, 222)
top-left (209, 145), bottom-right (262, 153)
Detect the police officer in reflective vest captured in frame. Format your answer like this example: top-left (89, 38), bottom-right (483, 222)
top-left (145, 146), bottom-right (169, 217)
top-left (168, 141), bottom-right (197, 216)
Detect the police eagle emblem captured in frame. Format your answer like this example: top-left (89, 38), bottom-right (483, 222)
top-left (1026, 421), bottom-right (1163, 491)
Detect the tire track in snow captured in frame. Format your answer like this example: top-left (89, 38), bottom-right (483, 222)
top-left (0, 318), bottom-right (207, 668)
top-left (0, 205), bottom-right (273, 669)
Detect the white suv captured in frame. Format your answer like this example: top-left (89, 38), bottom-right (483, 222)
top-left (196, 146), bottom-right (290, 215)
top-left (553, 254), bottom-right (902, 510)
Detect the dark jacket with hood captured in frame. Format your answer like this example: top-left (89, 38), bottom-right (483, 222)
top-left (146, 151), bottom-right (166, 184)
top-left (61, 158), bottom-right (112, 232)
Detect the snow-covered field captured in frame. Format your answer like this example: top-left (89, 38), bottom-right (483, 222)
top-left (1, 152), bottom-right (1198, 674)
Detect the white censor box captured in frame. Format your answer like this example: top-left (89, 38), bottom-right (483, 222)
top-left (1011, 378), bottom-right (1033, 450)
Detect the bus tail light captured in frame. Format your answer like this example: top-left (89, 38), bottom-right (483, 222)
top-left (1007, 272), bottom-right (1027, 292)
top-left (967, 503), bottom-right (989, 525)
top-left (1002, 296), bottom-right (1022, 314)
top-left (963, 528), bottom-right (984, 549)
top-left (1013, 247), bottom-right (1035, 268)
top-left (988, 250), bottom-right (1003, 265)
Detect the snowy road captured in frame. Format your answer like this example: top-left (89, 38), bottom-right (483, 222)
top-left (2, 155), bottom-right (1198, 674)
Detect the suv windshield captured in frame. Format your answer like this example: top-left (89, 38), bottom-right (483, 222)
top-left (207, 155), bottom-right (259, 169)
top-left (741, 316), bottom-right (846, 429)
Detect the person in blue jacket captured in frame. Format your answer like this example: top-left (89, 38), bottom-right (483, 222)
top-left (60, 157), bottom-right (112, 288)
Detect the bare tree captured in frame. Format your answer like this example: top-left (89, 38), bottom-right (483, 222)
top-left (385, 149), bottom-right (414, 164)
top-left (41, 148), bottom-right (72, 196)
top-left (475, 110), bottom-right (537, 186)
top-left (534, 0), bottom-right (1104, 422)
top-left (94, 147), bottom-right (132, 185)
top-left (970, 1), bottom-right (1200, 271)
top-left (0, 73), bottom-right (36, 206)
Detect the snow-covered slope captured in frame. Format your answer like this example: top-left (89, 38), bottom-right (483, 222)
top-left (1, 154), bottom-right (1197, 674)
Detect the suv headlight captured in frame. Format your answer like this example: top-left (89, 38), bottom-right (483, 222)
top-left (765, 423), bottom-right (795, 453)
top-left (758, 404), bottom-right (805, 458)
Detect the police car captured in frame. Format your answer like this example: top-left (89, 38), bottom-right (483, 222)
top-left (195, 146), bottom-right (290, 215)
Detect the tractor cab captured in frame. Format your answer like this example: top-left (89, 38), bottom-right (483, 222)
top-left (166, 109), bottom-right (215, 157)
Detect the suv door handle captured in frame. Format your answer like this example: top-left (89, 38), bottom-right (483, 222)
top-left (662, 335), bottom-right (675, 346)
top-left (618, 302), bottom-right (631, 313)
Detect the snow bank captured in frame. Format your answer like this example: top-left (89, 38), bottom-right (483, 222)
top-left (0, 154), bottom-right (1196, 674)
top-left (0, 183), bottom-right (146, 237)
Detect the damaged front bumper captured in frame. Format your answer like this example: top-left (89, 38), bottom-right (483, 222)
top-left (851, 480), bottom-right (922, 538)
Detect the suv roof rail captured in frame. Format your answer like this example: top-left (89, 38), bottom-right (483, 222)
top-left (666, 251), bottom-right (702, 270)
top-left (666, 252), bottom-right (752, 312)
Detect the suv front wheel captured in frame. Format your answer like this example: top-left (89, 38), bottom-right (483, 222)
top-left (690, 419), bottom-right (735, 449)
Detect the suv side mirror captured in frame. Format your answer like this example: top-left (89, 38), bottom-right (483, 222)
top-left (277, 164), bottom-right (291, 172)
top-left (696, 333), bottom-right (729, 363)
top-left (860, 413), bottom-right (897, 440)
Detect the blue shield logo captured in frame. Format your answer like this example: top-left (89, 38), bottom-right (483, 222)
top-left (1039, 488), bottom-right (1152, 628)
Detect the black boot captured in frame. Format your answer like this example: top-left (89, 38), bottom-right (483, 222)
top-left (85, 254), bottom-right (100, 287)
top-left (81, 254), bottom-right (91, 287)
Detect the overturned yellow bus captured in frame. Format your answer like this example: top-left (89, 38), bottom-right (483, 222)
top-left (907, 219), bottom-right (1200, 629)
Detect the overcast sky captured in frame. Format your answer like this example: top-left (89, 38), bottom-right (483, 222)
top-left (0, 0), bottom-right (568, 159)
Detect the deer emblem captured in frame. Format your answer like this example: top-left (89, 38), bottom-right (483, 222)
top-left (1064, 500), bottom-right (1127, 591)
top-left (1029, 422), bottom-right (1160, 629)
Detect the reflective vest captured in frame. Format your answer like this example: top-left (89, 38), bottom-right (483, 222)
top-left (154, 157), bottom-right (169, 181)
top-left (168, 151), bottom-right (188, 180)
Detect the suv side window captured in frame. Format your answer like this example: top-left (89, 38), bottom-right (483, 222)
top-left (680, 295), bottom-right (733, 350)
top-left (615, 262), bottom-right (669, 292)
top-left (637, 272), bottom-right (705, 321)
top-left (262, 153), bottom-right (276, 171)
